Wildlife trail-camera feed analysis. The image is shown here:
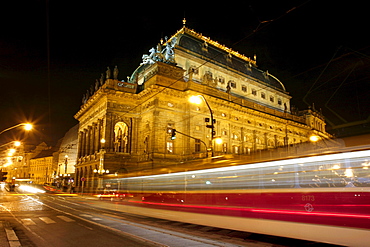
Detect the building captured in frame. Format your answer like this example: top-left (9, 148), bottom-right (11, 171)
top-left (0, 141), bottom-right (50, 184)
top-left (29, 143), bottom-right (54, 185)
top-left (54, 124), bottom-right (78, 188)
top-left (74, 25), bottom-right (331, 193)
top-left (0, 126), bottom-right (78, 188)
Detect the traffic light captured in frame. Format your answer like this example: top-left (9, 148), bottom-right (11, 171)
top-left (171, 129), bottom-right (176, 140)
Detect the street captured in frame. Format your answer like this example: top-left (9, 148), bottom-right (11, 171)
top-left (0, 187), bottom-right (249, 247)
top-left (0, 189), bottom-right (161, 247)
top-left (1, 186), bottom-right (339, 247)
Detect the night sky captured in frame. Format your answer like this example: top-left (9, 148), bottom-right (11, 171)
top-left (1, 1), bottom-right (369, 145)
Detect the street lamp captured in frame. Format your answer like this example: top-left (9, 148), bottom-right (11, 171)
top-left (309, 135), bottom-right (320, 142)
top-left (189, 95), bottom-right (223, 156)
top-left (0, 123), bottom-right (33, 136)
top-left (93, 138), bottom-right (109, 192)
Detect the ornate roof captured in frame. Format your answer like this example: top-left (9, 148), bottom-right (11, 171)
top-left (170, 27), bottom-right (286, 92)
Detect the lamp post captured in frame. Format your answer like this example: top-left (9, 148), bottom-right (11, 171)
top-left (189, 95), bottom-right (222, 157)
top-left (0, 123), bottom-right (33, 136)
top-left (93, 138), bottom-right (109, 193)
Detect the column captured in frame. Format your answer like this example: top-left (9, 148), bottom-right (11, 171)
top-left (97, 119), bottom-right (103, 150)
top-left (105, 114), bottom-right (114, 152)
top-left (77, 131), bottom-right (83, 158)
top-left (88, 126), bottom-right (93, 155)
top-left (81, 130), bottom-right (86, 157)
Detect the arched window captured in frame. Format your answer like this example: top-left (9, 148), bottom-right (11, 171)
top-left (114, 122), bottom-right (129, 153)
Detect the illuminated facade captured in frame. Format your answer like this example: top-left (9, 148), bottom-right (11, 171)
top-left (74, 26), bottom-right (330, 192)
top-left (29, 147), bottom-right (54, 185)
top-left (55, 125), bottom-right (78, 186)
top-left (0, 141), bottom-right (50, 183)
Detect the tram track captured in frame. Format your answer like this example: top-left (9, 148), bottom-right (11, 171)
top-left (38, 194), bottom-right (338, 247)
top-left (37, 194), bottom-right (247, 247)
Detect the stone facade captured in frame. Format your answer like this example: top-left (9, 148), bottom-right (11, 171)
top-left (74, 27), bottom-right (331, 193)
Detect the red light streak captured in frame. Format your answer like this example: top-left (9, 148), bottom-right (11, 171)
top-left (129, 200), bottom-right (370, 219)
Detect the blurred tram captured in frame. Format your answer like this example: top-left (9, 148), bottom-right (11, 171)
top-left (100, 134), bottom-right (370, 247)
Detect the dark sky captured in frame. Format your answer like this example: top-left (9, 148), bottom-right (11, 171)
top-left (1, 1), bottom-right (369, 145)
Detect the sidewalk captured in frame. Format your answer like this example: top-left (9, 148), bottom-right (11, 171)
top-left (0, 186), bottom-right (99, 247)
top-left (0, 221), bottom-right (21, 247)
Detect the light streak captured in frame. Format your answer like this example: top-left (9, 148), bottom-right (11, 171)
top-left (18, 185), bottom-right (46, 194)
top-left (124, 150), bottom-right (370, 180)
top-left (129, 200), bottom-right (370, 220)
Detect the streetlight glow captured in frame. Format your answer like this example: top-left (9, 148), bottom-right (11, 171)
top-left (309, 135), bottom-right (320, 142)
top-left (23, 123), bottom-right (33, 131)
top-left (189, 94), bottom-right (218, 157)
top-left (0, 122), bottom-right (33, 135)
top-left (215, 137), bottom-right (223, 145)
top-left (189, 95), bottom-right (203, 105)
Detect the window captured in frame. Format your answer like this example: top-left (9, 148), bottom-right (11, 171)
top-left (217, 77), bottom-right (225, 84)
top-left (278, 99), bottom-right (282, 105)
top-left (166, 141), bottom-right (173, 153)
top-left (202, 41), bottom-right (208, 52)
top-left (261, 92), bottom-right (266, 99)
top-left (270, 96), bottom-right (274, 102)
top-left (241, 85), bottom-right (247, 92)
top-left (114, 122), bottom-right (129, 153)
top-left (222, 143), bottom-right (228, 153)
top-left (195, 139), bottom-right (201, 152)
top-left (252, 89), bottom-right (257, 96)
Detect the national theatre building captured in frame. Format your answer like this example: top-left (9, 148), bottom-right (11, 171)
top-left (74, 25), bottom-right (330, 192)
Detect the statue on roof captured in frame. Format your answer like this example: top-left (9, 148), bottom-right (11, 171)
top-left (100, 73), bottom-right (104, 85)
top-left (106, 67), bottom-right (111, 79)
top-left (95, 79), bottom-right (99, 91)
top-left (141, 37), bottom-right (177, 65)
top-left (163, 36), bottom-right (176, 64)
top-left (141, 47), bottom-right (157, 65)
top-left (113, 65), bottom-right (119, 80)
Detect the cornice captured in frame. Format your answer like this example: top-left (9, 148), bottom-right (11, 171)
top-left (170, 27), bottom-right (257, 66)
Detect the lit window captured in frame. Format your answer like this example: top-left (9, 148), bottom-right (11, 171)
top-left (222, 143), bottom-right (227, 153)
top-left (166, 142), bottom-right (173, 153)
